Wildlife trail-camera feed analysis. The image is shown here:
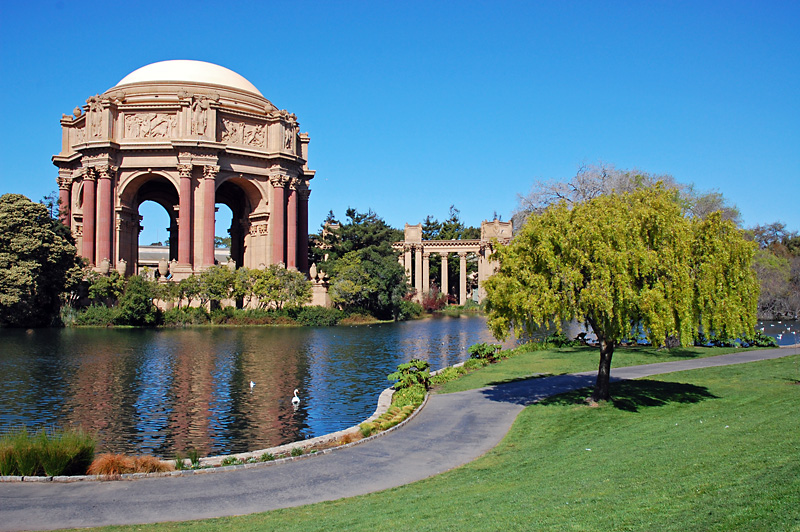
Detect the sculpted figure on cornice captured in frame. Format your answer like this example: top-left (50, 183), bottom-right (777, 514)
top-left (125, 113), bottom-right (177, 139)
top-left (191, 96), bottom-right (211, 136)
top-left (219, 117), bottom-right (266, 148)
top-left (284, 126), bottom-right (295, 151)
top-left (87, 96), bottom-right (104, 137)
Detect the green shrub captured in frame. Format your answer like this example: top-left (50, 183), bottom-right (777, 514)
top-left (115, 276), bottom-right (161, 326)
top-left (260, 452), bottom-right (275, 462)
top-left (464, 358), bottom-right (488, 370)
top-left (186, 448), bottom-right (200, 468)
top-left (388, 359), bottom-right (431, 390)
top-left (74, 304), bottom-right (118, 326)
top-left (293, 306), bottom-right (343, 326)
top-left (391, 383), bottom-right (426, 409)
top-left (290, 447), bottom-right (304, 457)
top-left (545, 332), bottom-right (581, 348)
top-left (162, 306), bottom-right (210, 326)
top-left (431, 366), bottom-right (467, 385)
top-left (745, 331), bottom-right (779, 347)
top-left (396, 299), bottom-right (424, 320)
top-left (468, 342), bottom-right (503, 362)
top-left (220, 456), bottom-right (240, 466)
top-left (210, 306), bottom-right (236, 324)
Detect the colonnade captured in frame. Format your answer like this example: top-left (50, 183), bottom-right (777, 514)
top-left (393, 220), bottom-right (513, 305)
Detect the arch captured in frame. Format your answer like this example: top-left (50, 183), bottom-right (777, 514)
top-left (116, 172), bottom-right (181, 274)
top-left (215, 176), bottom-right (263, 270)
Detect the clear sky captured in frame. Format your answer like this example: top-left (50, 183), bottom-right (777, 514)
top-left (1, 0), bottom-right (797, 245)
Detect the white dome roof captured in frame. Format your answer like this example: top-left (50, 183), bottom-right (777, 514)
top-left (114, 60), bottom-right (263, 96)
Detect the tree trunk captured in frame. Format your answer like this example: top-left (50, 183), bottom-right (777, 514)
top-left (591, 338), bottom-right (615, 401)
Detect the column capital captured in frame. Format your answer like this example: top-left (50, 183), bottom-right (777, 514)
top-left (177, 164), bottom-right (193, 178)
top-left (95, 165), bottom-right (118, 180)
top-left (439, 251), bottom-right (450, 258)
top-left (57, 177), bottom-right (72, 190)
top-left (270, 174), bottom-right (291, 188)
top-left (422, 252), bottom-right (431, 259)
top-left (203, 165), bottom-right (220, 179)
top-left (83, 167), bottom-right (97, 181)
top-left (458, 251), bottom-right (468, 258)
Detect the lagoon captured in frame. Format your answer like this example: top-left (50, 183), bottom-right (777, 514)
top-left (0, 316), bottom-right (509, 458)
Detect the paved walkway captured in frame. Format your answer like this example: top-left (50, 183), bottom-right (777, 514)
top-left (2, 347), bottom-right (798, 532)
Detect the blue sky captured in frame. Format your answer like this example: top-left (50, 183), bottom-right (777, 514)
top-left (1, 1), bottom-right (798, 245)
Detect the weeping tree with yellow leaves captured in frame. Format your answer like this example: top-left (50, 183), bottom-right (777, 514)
top-left (485, 184), bottom-right (758, 401)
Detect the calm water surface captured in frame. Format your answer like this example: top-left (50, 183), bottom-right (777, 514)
top-left (0, 316), bottom-right (511, 458)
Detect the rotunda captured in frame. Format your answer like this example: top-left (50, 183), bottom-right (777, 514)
top-left (53, 60), bottom-right (315, 278)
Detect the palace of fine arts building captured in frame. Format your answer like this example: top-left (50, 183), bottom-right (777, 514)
top-left (52, 60), bottom-right (315, 280)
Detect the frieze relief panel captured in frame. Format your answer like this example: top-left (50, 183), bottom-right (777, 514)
top-left (218, 116), bottom-right (266, 149)
top-left (73, 127), bottom-right (86, 146)
top-left (124, 113), bottom-right (178, 139)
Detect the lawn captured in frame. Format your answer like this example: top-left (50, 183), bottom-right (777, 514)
top-left (73, 351), bottom-right (800, 532)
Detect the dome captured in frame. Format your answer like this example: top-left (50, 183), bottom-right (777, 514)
top-left (114, 60), bottom-right (263, 96)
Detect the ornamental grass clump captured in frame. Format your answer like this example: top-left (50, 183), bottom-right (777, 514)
top-left (87, 453), bottom-right (173, 475)
top-left (0, 427), bottom-right (95, 477)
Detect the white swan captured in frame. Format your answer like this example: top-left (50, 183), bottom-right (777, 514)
top-left (292, 389), bottom-right (300, 406)
top-left (250, 381), bottom-right (255, 389)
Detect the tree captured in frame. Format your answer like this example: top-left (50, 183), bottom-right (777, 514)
top-left (439, 205), bottom-right (480, 240)
top-left (0, 194), bottom-right (83, 327)
top-left (514, 163), bottom-right (742, 230)
top-left (328, 247), bottom-right (408, 319)
top-left (485, 185), bottom-right (758, 401)
top-left (251, 264), bottom-right (312, 309)
top-left (197, 265), bottom-right (236, 307)
top-left (87, 270), bottom-right (125, 307)
top-left (313, 208), bottom-right (409, 319)
top-left (115, 275), bottom-right (160, 326)
top-left (421, 215), bottom-right (441, 240)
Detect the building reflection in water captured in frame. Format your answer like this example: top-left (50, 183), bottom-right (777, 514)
top-left (0, 316), bottom-right (505, 458)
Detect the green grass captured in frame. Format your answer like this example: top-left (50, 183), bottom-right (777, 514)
top-left (0, 427), bottom-right (95, 477)
top-left (436, 344), bottom-right (758, 394)
top-left (67, 353), bottom-right (800, 532)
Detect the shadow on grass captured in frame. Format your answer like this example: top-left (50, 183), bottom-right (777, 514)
top-left (537, 379), bottom-right (718, 412)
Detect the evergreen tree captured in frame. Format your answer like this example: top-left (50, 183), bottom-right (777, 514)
top-left (0, 194), bottom-right (83, 327)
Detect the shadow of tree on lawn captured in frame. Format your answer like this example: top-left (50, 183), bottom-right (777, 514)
top-left (537, 379), bottom-right (719, 412)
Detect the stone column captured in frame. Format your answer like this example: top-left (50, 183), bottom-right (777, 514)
top-left (297, 187), bottom-right (310, 274)
top-left (422, 252), bottom-right (431, 294)
top-left (270, 175), bottom-right (287, 265)
top-left (95, 166), bottom-right (115, 266)
top-left (440, 252), bottom-right (449, 301)
top-left (201, 165), bottom-right (219, 268)
top-left (270, 175), bottom-right (288, 265)
top-left (477, 244), bottom-right (488, 302)
top-left (57, 177), bottom-right (71, 226)
top-left (404, 245), bottom-right (412, 283)
top-left (177, 164), bottom-right (193, 265)
top-left (459, 252), bottom-right (467, 305)
top-left (286, 179), bottom-right (298, 270)
top-left (414, 245), bottom-right (422, 301)
top-left (82, 169), bottom-right (96, 266)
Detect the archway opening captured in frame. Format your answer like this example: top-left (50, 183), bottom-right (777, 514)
top-left (215, 180), bottom-right (252, 269)
top-left (132, 176), bottom-right (179, 272)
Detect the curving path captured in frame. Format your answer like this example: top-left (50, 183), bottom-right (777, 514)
top-left (1, 347), bottom-right (798, 532)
